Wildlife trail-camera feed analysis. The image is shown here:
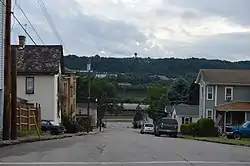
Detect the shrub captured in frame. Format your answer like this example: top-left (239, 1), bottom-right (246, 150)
top-left (181, 122), bottom-right (197, 135)
top-left (78, 116), bottom-right (93, 131)
top-left (132, 121), bottom-right (137, 128)
top-left (197, 118), bottom-right (217, 137)
top-left (62, 116), bottom-right (85, 133)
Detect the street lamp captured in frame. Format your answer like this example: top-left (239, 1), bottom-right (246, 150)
top-left (86, 59), bottom-right (91, 133)
top-left (95, 98), bottom-right (102, 131)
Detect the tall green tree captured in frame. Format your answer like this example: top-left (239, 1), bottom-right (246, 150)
top-left (146, 83), bottom-right (168, 120)
top-left (168, 78), bottom-right (189, 105)
top-left (76, 75), bottom-right (116, 102)
top-left (187, 80), bottom-right (199, 105)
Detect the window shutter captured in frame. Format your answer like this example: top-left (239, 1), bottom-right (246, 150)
top-left (182, 117), bottom-right (184, 124)
top-left (190, 117), bottom-right (192, 123)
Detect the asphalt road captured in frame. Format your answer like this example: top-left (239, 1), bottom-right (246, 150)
top-left (0, 122), bottom-right (250, 166)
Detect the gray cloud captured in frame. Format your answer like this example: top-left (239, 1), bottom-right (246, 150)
top-left (10, 0), bottom-right (250, 61)
top-left (169, 0), bottom-right (250, 26)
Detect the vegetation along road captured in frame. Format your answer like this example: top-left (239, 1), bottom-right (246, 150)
top-left (0, 122), bottom-right (250, 166)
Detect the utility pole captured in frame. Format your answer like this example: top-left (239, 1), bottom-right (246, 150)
top-left (2, 0), bottom-right (12, 140)
top-left (86, 59), bottom-right (91, 133)
top-left (10, 47), bottom-right (17, 140)
top-left (10, 35), bottom-right (25, 140)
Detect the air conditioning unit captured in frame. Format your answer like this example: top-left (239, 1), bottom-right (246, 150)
top-left (226, 96), bottom-right (232, 101)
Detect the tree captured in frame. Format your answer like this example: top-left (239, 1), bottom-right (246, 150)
top-left (64, 55), bottom-right (250, 78)
top-left (76, 75), bottom-right (116, 102)
top-left (146, 83), bottom-right (168, 120)
top-left (108, 102), bottom-right (124, 116)
top-left (168, 78), bottom-right (189, 105)
top-left (187, 80), bottom-right (199, 105)
top-left (133, 104), bottom-right (143, 122)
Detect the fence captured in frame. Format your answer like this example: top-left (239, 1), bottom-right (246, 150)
top-left (16, 102), bottom-right (41, 131)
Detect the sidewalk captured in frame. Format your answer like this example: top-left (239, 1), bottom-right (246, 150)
top-left (0, 129), bottom-right (100, 148)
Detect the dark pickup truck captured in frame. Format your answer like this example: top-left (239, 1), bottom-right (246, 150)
top-left (154, 117), bottom-right (178, 137)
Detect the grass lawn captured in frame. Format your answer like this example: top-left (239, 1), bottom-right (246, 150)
top-left (183, 135), bottom-right (250, 146)
top-left (18, 130), bottom-right (50, 137)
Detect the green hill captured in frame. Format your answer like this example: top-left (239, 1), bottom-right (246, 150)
top-left (64, 55), bottom-right (250, 78)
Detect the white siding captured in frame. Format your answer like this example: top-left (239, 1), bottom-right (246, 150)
top-left (17, 75), bottom-right (61, 123)
top-left (0, 1), bottom-right (4, 130)
top-left (0, 0), bottom-right (4, 89)
top-left (176, 115), bottom-right (199, 132)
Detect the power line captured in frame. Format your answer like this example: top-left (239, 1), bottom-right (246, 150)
top-left (10, 0), bottom-right (17, 32)
top-left (15, 3), bottom-right (45, 44)
top-left (0, 0), bottom-right (37, 45)
top-left (36, 0), bottom-right (69, 53)
top-left (12, 14), bottom-right (37, 45)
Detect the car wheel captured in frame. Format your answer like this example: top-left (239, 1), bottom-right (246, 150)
top-left (140, 131), bottom-right (144, 134)
top-left (173, 133), bottom-right (177, 138)
top-left (233, 132), bottom-right (242, 140)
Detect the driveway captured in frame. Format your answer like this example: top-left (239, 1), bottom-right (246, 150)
top-left (0, 122), bottom-right (250, 165)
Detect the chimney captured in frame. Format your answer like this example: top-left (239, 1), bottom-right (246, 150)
top-left (18, 35), bottom-right (26, 49)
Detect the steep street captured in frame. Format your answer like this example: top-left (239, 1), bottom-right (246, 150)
top-left (0, 122), bottom-right (250, 166)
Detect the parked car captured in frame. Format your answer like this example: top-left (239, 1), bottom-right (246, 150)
top-left (41, 120), bottom-right (66, 135)
top-left (225, 121), bottom-right (250, 140)
top-left (140, 123), bottom-right (154, 134)
top-left (154, 117), bottom-right (178, 137)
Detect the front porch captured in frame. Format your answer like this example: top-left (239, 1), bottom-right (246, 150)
top-left (214, 101), bottom-right (250, 132)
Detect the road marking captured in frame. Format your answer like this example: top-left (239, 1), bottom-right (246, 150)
top-left (0, 161), bottom-right (250, 165)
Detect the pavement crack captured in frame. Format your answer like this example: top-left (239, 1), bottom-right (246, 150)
top-left (96, 143), bottom-right (107, 154)
top-left (175, 153), bottom-right (194, 166)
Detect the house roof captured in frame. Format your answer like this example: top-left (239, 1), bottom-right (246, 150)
top-left (173, 104), bottom-right (199, 117)
top-left (195, 69), bottom-right (250, 85)
top-left (13, 45), bottom-right (64, 74)
top-left (214, 101), bottom-right (250, 111)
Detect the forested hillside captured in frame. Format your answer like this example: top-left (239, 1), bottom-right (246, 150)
top-left (64, 54), bottom-right (250, 77)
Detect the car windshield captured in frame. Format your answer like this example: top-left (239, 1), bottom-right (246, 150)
top-left (145, 124), bottom-right (153, 127)
top-left (161, 119), bottom-right (178, 125)
top-left (50, 121), bottom-right (60, 126)
top-left (242, 121), bottom-right (249, 128)
top-left (41, 121), bottom-right (47, 125)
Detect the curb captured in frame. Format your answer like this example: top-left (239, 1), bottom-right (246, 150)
top-left (0, 130), bottom-right (100, 148)
top-left (182, 137), bottom-right (250, 147)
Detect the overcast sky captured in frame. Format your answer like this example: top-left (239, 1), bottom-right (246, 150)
top-left (11, 0), bottom-right (250, 61)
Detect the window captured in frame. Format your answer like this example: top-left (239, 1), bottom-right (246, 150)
top-left (201, 86), bottom-right (204, 99)
top-left (26, 77), bottom-right (34, 94)
top-left (144, 124), bottom-right (154, 127)
top-left (206, 109), bottom-right (213, 119)
top-left (225, 87), bottom-right (233, 101)
top-left (207, 86), bottom-right (213, 100)
top-left (182, 117), bottom-right (192, 124)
